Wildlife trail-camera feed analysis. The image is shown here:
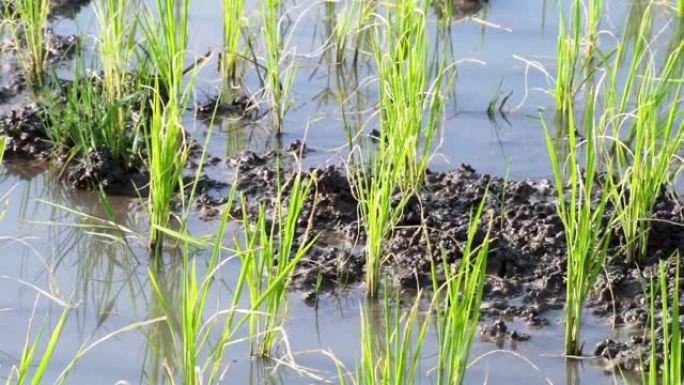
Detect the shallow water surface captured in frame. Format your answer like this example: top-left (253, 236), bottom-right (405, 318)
top-left (0, 0), bottom-right (678, 384)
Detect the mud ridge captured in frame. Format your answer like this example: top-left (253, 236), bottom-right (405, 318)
top-left (207, 150), bottom-right (684, 370)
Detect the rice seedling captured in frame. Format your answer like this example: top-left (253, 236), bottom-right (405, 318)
top-left (236, 169), bottom-right (317, 357)
top-left (555, 0), bottom-right (584, 115)
top-left (92, 0), bottom-right (142, 163)
top-left (603, 32), bottom-right (684, 261)
top-left (42, 59), bottom-right (142, 171)
top-left (543, 106), bottom-right (612, 356)
top-left (354, 0), bottom-right (453, 298)
top-left (346, 290), bottom-right (431, 385)
top-left (148, 191), bottom-right (239, 385)
top-left (139, 0), bottom-right (200, 251)
top-left (261, 0), bottom-right (298, 134)
top-left (143, 81), bottom-right (189, 253)
top-left (2, 0), bottom-right (50, 87)
top-left (555, 0), bottom-right (605, 116)
top-left (223, 0), bottom-right (246, 80)
top-left (372, 0), bottom-right (450, 191)
top-left (643, 253), bottom-right (681, 385)
top-left (432, 196), bottom-right (491, 385)
top-left (139, 0), bottom-right (192, 103)
top-left (5, 297), bottom-right (69, 385)
top-left (352, 147), bottom-right (409, 299)
top-left (331, 0), bottom-right (359, 65)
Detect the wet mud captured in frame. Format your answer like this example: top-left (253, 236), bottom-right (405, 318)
top-left (205, 149), bottom-right (684, 371)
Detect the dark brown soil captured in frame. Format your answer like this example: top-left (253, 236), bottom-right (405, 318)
top-left (201, 149), bottom-right (684, 370)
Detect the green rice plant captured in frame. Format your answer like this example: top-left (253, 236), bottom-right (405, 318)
top-left (42, 60), bottom-right (142, 171)
top-left (432, 196), bottom-right (490, 385)
top-left (223, 0), bottom-right (246, 80)
top-left (236, 170), bottom-right (317, 356)
top-left (261, 0), bottom-right (298, 134)
top-left (2, 0), bottom-right (50, 87)
top-left (349, 0), bottom-right (375, 66)
top-left (352, 146), bottom-right (409, 299)
top-left (139, 0), bottom-right (192, 104)
top-left (139, 0), bottom-right (199, 251)
top-left (372, 0), bottom-right (450, 191)
top-left (585, 0), bottom-right (602, 65)
top-left (331, 0), bottom-right (359, 65)
top-left (606, 41), bottom-right (684, 262)
top-left (92, 0), bottom-right (142, 162)
top-left (351, 291), bottom-right (431, 385)
top-left (555, 0), bottom-right (604, 115)
top-left (644, 253), bottom-right (681, 385)
top-left (555, 0), bottom-right (582, 115)
top-left (148, 190), bottom-right (240, 385)
top-left (0, 136), bottom-right (6, 165)
top-left (5, 298), bottom-right (69, 385)
top-left (144, 81), bottom-right (189, 253)
top-left (354, 0), bottom-right (453, 298)
top-left (603, 4), bottom-right (654, 126)
top-left (544, 107), bottom-right (612, 356)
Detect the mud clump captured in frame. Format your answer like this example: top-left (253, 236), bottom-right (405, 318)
top-left (202, 150), bottom-right (684, 369)
top-left (196, 94), bottom-right (258, 120)
top-left (0, 104), bottom-right (51, 158)
top-left (65, 148), bottom-right (148, 195)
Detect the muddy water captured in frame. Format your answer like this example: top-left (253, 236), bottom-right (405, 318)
top-left (0, 0), bottom-right (676, 384)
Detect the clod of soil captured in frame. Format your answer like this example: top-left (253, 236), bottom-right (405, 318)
top-left (196, 94), bottom-right (258, 120)
top-left (0, 104), bottom-right (51, 158)
top-left (65, 148), bottom-right (148, 195)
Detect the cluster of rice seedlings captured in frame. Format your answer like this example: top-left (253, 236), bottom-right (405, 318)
top-left (605, 41), bottom-right (684, 262)
top-left (555, 0), bottom-right (582, 115)
top-left (644, 253), bottom-right (681, 385)
top-left (1, 0), bottom-right (50, 87)
top-left (236, 170), bottom-right (317, 356)
top-left (544, 107), bottom-right (612, 356)
top-left (261, 0), bottom-right (297, 134)
top-left (325, 0), bottom-right (344, 64)
top-left (373, 0), bottom-right (449, 191)
top-left (42, 59), bottom-right (142, 169)
top-left (352, 148), bottom-right (408, 298)
top-left (354, 0), bottom-right (452, 298)
top-left (139, 0), bottom-right (199, 251)
top-left (223, 0), bottom-right (246, 80)
top-left (432, 196), bottom-right (490, 385)
top-left (92, 0), bottom-right (142, 163)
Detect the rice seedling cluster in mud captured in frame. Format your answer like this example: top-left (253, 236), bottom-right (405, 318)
top-left (0, 0), bottom-right (682, 384)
